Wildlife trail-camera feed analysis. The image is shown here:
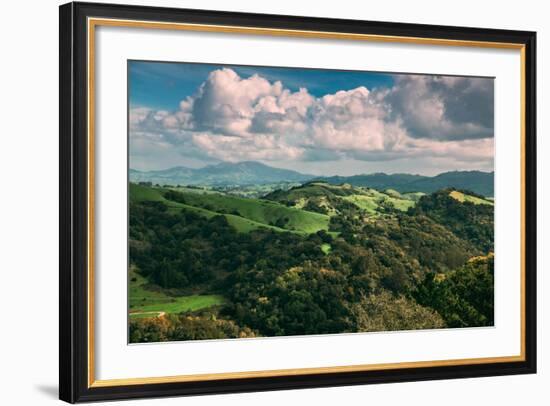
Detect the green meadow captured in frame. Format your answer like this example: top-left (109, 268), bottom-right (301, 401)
top-left (449, 190), bottom-right (494, 206)
top-left (129, 267), bottom-right (224, 319)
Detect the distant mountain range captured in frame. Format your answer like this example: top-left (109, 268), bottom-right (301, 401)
top-left (130, 161), bottom-right (312, 186)
top-left (315, 170), bottom-right (494, 197)
top-left (130, 161), bottom-right (494, 197)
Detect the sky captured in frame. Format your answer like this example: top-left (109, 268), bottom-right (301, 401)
top-left (129, 60), bottom-right (494, 176)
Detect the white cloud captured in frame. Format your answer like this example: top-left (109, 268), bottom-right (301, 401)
top-left (191, 68), bottom-right (286, 137)
top-left (192, 133), bottom-right (304, 163)
top-left (307, 87), bottom-right (407, 153)
top-left (384, 75), bottom-right (494, 141)
top-left (129, 68), bottom-right (494, 169)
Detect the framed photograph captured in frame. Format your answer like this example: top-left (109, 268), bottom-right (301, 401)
top-left (59, 2), bottom-right (536, 403)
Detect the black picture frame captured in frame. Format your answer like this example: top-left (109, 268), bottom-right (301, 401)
top-left (59, 1), bottom-right (537, 403)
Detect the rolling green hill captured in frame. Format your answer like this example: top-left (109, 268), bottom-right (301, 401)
top-left (264, 182), bottom-right (417, 216)
top-left (129, 266), bottom-right (225, 319)
top-left (449, 190), bottom-right (493, 206)
top-left (130, 183), bottom-right (490, 238)
top-left (130, 183), bottom-right (330, 234)
top-left (130, 183), bottom-right (281, 232)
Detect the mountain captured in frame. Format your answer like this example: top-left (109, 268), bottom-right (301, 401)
top-left (130, 162), bottom-right (494, 197)
top-left (405, 171), bottom-right (494, 197)
top-left (314, 173), bottom-right (425, 190)
top-left (130, 161), bottom-right (312, 186)
top-left (316, 171), bottom-right (494, 197)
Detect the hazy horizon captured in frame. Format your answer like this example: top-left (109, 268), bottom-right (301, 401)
top-left (129, 159), bottom-right (494, 178)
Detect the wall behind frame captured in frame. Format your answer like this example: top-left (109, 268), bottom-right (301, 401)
top-left (0, 0), bottom-right (546, 405)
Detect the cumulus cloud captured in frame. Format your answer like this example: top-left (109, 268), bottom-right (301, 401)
top-left (384, 75), bottom-right (494, 141)
top-left (129, 68), bottom-right (494, 168)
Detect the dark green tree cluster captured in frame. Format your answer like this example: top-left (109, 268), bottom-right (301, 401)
top-left (409, 189), bottom-right (494, 252)
top-left (129, 314), bottom-right (257, 343)
top-left (130, 201), bottom-right (327, 290)
top-left (413, 254), bottom-right (494, 327)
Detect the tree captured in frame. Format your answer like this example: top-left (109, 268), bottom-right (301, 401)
top-left (413, 254), bottom-right (494, 327)
top-left (347, 290), bottom-right (446, 332)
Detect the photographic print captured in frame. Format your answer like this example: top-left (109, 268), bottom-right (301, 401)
top-left (128, 61), bottom-right (495, 344)
top-left (60, 5), bottom-right (536, 401)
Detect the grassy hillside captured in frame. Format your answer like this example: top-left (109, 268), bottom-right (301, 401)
top-left (130, 183), bottom-right (330, 234)
top-left (130, 183), bottom-right (167, 202)
top-left (345, 188), bottom-right (415, 212)
top-left (169, 188), bottom-right (330, 233)
top-left (129, 267), bottom-right (224, 319)
top-left (265, 182), bottom-right (417, 216)
top-left (131, 183), bottom-right (290, 233)
top-left (449, 190), bottom-right (494, 206)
